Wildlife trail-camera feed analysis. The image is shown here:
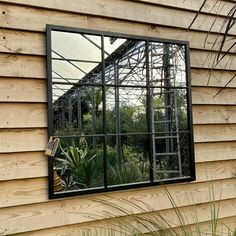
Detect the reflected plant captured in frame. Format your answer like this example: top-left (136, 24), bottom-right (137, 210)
top-left (107, 145), bottom-right (150, 186)
top-left (55, 138), bottom-right (104, 190)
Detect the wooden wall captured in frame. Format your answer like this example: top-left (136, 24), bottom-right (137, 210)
top-left (0, 0), bottom-right (236, 235)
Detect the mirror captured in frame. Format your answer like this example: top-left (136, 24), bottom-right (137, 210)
top-left (47, 26), bottom-right (194, 197)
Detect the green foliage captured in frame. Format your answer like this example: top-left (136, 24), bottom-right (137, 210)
top-left (55, 139), bottom-right (150, 190)
top-left (54, 82), bottom-right (191, 190)
top-left (55, 139), bottom-right (104, 190)
top-left (107, 145), bottom-right (149, 185)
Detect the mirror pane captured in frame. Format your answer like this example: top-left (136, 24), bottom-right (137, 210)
top-left (53, 136), bottom-right (105, 192)
top-left (48, 28), bottom-right (192, 196)
top-left (107, 135), bottom-right (150, 186)
top-left (52, 31), bottom-right (102, 84)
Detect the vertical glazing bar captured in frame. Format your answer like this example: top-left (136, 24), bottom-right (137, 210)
top-left (150, 43), bottom-right (157, 170)
top-left (92, 80), bottom-right (97, 148)
top-left (146, 40), bottom-right (154, 183)
top-left (77, 90), bottom-right (82, 133)
top-left (101, 35), bottom-right (108, 188)
top-left (61, 100), bottom-right (65, 127)
top-left (114, 61), bottom-right (122, 170)
top-left (174, 92), bottom-right (182, 176)
top-left (68, 96), bottom-right (72, 126)
top-left (163, 44), bottom-right (171, 157)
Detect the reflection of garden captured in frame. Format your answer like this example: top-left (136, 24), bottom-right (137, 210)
top-left (51, 35), bottom-right (191, 191)
top-left (54, 91), bottom-right (151, 191)
top-left (53, 87), bottom-right (189, 191)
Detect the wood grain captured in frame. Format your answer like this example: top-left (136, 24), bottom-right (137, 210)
top-left (191, 69), bottom-right (236, 88)
top-left (192, 87), bottom-right (236, 105)
top-left (0, 128), bottom-right (47, 153)
top-left (1, 28), bottom-right (236, 56)
top-left (196, 160), bottom-right (236, 182)
top-left (0, 52), bottom-right (236, 80)
top-left (0, 103), bottom-right (47, 128)
top-left (13, 216), bottom-right (236, 236)
top-left (0, 78), bottom-right (46, 102)
top-left (1, 124), bottom-right (236, 153)
top-left (3, 104), bottom-right (236, 130)
top-left (0, 178), bottom-right (48, 208)
top-left (194, 124), bottom-right (236, 143)
top-left (128, 0), bottom-right (236, 17)
top-left (193, 105), bottom-right (236, 124)
top-left (0, 152), bottom-right (47, 181)
top-left (0, 54), bottom-right (45, 78)
top-left (191, 50), bottom-right (236, 71)
top-left (0, 29), bottom-right (45, 55)
top-left (0, 160), bottom-right (235, 208)
top-left (0, 142), bottom-right (235, 181)
top-left (0, 2), bottom-right (234, 35)
top-left (0, 182), bottom-right (235, 235)
top-left (0, 0), bottom-right (236, 235)
top-left (195, 141), bottom-right (236, 162)
top-left (0, 140), bottom-right (234, 181)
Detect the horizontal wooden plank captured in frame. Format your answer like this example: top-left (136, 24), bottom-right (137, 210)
top-left (3, 104), bottom-right (236, 130)
top-left (0, 54), bottom-right (45, 78)
top-left (191, 69), bottom-right (236, 88)
top-left (2, 105), bottom-right (236, 131)
top-left (0, 0), bottom-right (235, 34)
top-left (14, 215), bottom-right (236, 236)
top-left (195, 141), bottom-right (236, 163)
top-left (0, 0), bottom-right (233, 35)
top-left (0, 142), bottom-right (234, 181)
top-left (192, 87), bottom-right (236, 105)
top-left (194, 124), bottom-right (236, 143)
top-left (0, 178), bottom-right (48, 208)
top-left (1, 29), bottom-right (236, 72)
top-left (129, 0), bottom-right (236, 17)
top-left (1, 51), bottom-right (236, 81)
top-left (0, 152), bottom-right (47, 181)
top-left (0, 180), bottom-right (235, 235)
top-left (193, 105), bottom-right (236, 124)
top-left (0, 103), bottom-right (47, 128)
top-left (0, 29), bottom-right (45, 55)
top-left (183, 217), bottom-right (236, 236)
top-left (191, 50), bottom-right (236, 71)
top-left (0, 141), bottom-right (235, 181)
top-left (144, 216), bottom-right (236, 236)
top-left (1, 123), bottom-right (236, 153)
top-left (196, 159), bottom-right (236, 182)
top-left (0, 160), bottom-right (235, 208)
top-left (0, 78), bottom-right (46, 102)
top-left (0, 128), bottom-right (47, 153)
top-left (1, 98), bottom-right (236, 131)
top-left (1, 27), bottom-right (236, 56)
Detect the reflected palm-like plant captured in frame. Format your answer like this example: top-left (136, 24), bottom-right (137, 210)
top-left (56, 139), bottom-right (104, 190)
top-left (55, 139), bottom-right (150, 190)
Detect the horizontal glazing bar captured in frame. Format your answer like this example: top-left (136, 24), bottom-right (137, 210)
top-left (52, 58), bottom-right (101, 63)
top-left (152, 131), bottom-right (190, 135)
top-left (52, 81), bottom-right (187, 89)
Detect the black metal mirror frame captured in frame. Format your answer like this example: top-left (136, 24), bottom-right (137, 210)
top-left (46, 24), bottom-right (195, 199)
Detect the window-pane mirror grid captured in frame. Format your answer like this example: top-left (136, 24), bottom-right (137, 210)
top-left (47, 26), bottom-right (194, 198)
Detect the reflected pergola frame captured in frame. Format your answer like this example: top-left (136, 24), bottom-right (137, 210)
top-left (46, 24), bottom-right (195, 199)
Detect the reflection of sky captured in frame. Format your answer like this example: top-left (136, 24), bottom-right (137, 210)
top-left (52, 31), bottom-right (126, 100)
top-left (51, 31), bottom-right (187, 109)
